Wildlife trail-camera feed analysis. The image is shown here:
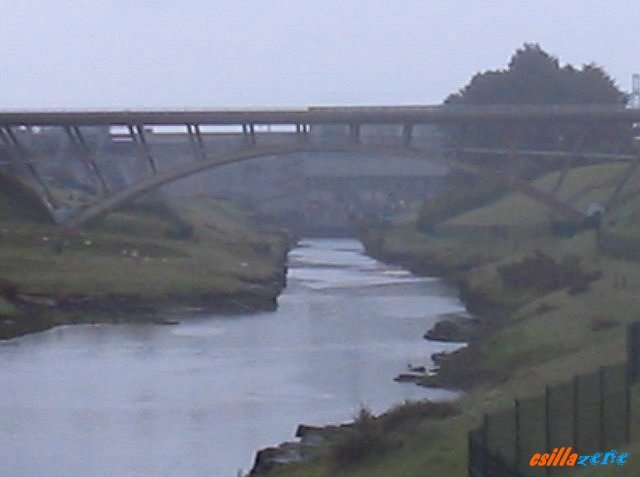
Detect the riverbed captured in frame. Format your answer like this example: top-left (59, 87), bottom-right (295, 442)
top-left (0, 238), bottom-right (465, 477)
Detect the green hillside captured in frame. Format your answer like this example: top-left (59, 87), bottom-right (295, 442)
top-left (445, 162), bottom-right (631, 227)
top-left (269, 164), bottom-right (640, 477)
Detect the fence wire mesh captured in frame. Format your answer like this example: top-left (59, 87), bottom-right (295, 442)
top-left (469, 357), bottom-right (633, 477)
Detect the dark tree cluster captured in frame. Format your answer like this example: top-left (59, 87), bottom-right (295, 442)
top-left (444, 43), bottom-right (632, 156)
top-left (447, 44), bottom-right (626, 106)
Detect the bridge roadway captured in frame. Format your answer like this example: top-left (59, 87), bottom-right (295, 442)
top-left (0, 104), bottom-right (638, 227)
top-left (0, 104), bottom-right (639, 126)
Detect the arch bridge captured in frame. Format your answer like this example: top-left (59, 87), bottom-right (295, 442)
top-left (0, 105), bottom-right (639, 227)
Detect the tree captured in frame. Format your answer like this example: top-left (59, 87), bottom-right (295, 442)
top-left (444, 43), bottom-right (631, 155)
top-left (415, 45), bottom-right (632, 233)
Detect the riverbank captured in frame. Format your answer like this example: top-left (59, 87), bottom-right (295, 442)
top-left (357, 224), bottom-right (516, 391)
top-left (0, 196), bottom-right (292, 340)
top-left (248, 232), bottom-right (638, 477)
top-left (253, 163), bottom-right (640, 477)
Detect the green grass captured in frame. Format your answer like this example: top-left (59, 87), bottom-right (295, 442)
top-left (0, 297), bottom-right (19, 317)
top-left (266, 164), bottom-right (640, 477)
top-left (445, 163), bottom-right (632, 226)
top-left (270, 265), bottom-right (637, 477)
top-left (0, 195), bottom-right (288, 338)
top-left (0, 211), bottom-right (277, 297)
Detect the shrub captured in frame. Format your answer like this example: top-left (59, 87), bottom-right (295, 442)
top-left (497, 251), bottom-right (599, 293)
top-left (380, 400), bottom-right (459, 433)
top-left (330, 407), bottom-right (395, 468)
top-left (164, 219), bottom-right (194, 240)
top-left (591, 316), bottom-right (620, 332)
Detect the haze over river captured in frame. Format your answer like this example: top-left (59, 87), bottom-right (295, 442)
top-left (0, 239), bottom-right (465, 477)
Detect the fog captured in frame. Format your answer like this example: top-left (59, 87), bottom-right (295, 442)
top-left (1, 0), bottom-right (638, 109)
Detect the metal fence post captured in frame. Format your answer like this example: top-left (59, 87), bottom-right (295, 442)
top-left (626, 362), bottom-right (632, 444)
top-left (599, 367), bottom-right (606, 448)
top-left (467, 322), bottom-right (640, 477)
top-left (514, 398), bottom-right (521, 473)
top-left (482, 413), bottom-right (489, 477)
top-left (545, 385), bottom-right (552, 477)
top-left (468, 431), bottom-right (473, 477)
top-left (573, 375), bottom-right (579, 451)
top-left (627, 324), bottom-right (633, 383)
top-left (627, 323), bottom-right (639, 384)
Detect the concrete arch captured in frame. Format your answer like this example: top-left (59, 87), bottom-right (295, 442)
top-left (63, 142), bottom-right (585, 227)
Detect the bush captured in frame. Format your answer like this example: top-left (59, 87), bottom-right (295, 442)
top-left (497, 251), bottom-right (600, 293)
top-left (380, 400), bottom-right (459, 433)
top-left (330, 407), bottom-right (396, 468)
top-left (119, 198), bottom-right (194, 240)
top-left (164, 219), bottom-right (194, 240)
top-left (591, 316), bottom-right (620, 332)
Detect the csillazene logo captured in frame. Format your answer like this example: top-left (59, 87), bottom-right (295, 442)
top-left (529, 447), bottom-right (629, 467)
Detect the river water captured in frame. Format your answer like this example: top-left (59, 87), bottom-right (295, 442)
top-left (0, 239), bottom-right (466, 477)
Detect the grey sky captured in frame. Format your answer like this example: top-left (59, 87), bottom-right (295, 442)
top-left (1, 0), bottom-right (638, 109)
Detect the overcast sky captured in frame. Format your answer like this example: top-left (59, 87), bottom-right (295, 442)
top-left (1, 0), bottom-right (638, 109)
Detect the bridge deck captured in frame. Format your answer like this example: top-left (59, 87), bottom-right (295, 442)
top-left (0, 105), bottom-right (638, 126)
top-left (1, 103), bottom-right (638, 227)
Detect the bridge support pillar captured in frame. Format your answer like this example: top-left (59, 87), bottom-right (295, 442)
top-left (2, 126), bottom-right (57, 209)
top-left (64, 126), bottom-right (110, 196)
top-left (606, 142), bottom-right (640, 209)
top-left (243, 124), bottom-right (256, 146)
top-left (551, 131), bottom-right (586, 194)
top-left (505, 130), bottom-right (524, 179)
top-left (187, 124), bottom-right (207, 161)
top-left (349, 124), bottom-right (360, 144)
top-left (194, 125), bottom-right (207, 158)
top-left (296, 123), bottom-right (309, 143)
top-left (128, 125), bottom-right (158, 175)
top-left (0, 127), bottom-right (22, 175)
top-left (402, 124), bottom-right (413, 146)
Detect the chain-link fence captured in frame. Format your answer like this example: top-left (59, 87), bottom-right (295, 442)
top-left (469, 321), bottom-right (640, 477)
top-left (628, 321), bottom-right (640, 383)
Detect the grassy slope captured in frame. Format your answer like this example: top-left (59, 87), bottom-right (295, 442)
top-left (265, 163), bottom-right (640, 477)
top-left (2, 203), bottom-right (276, 296)
top-left (0, 194), bottom-right (288, 336)
top-left (445, 162), bottom-right (628, 226)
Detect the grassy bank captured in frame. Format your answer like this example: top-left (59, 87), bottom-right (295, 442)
top-left (0, 194), bottom-right (291, 339)
top-left (256, 163), bottom-right (640, 477)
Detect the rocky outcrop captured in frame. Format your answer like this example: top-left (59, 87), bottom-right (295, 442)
top-left (251, 443), bottom-right (302, 475)
top-left (424, 313), bottom-right (479, 343)
top-left (393, 373), bottom-right (425, 383)
top-left (249, 424), bottom-right (344, 475)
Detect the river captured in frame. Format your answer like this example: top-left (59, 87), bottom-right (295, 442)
top-left (0, 238), bottom-right (466, 477)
